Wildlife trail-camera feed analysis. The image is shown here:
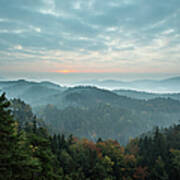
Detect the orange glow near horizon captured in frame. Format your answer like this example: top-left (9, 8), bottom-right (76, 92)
top-left (55, 68), bottom-right (131, 74)
top-left (54, 67), bottom-right (160, 74)
top-left (56, 70), bottom-right (77, 74)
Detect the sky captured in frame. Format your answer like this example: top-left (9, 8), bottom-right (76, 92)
top-left (0, 0), bottom-right (180, 82)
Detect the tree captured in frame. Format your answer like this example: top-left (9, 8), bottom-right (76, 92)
top-left (0, 93), bottom-right (17, 178)
top-left (0, 93), bottom-right (39, 179)
top-left (169, 149), bottom-right (180, 179)
top-left (11, 98), bottom-right (34, 130)
top-left (151, 156), bottom-right (168, 180)
top-left (27, 127), bottom-right (62, 179)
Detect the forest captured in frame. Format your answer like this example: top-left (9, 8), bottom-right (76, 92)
top-left (1, 80), bottom-right (180, 145)
top-left (1, 93), bottom-right (180, 180)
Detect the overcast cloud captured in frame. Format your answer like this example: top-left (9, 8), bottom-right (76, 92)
top-left (0, 0), bottom-right (180, 76)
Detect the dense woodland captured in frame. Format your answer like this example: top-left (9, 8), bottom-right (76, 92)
top-left (35, 86), bottom-right (180, 144)
top-left (1, 80), bottom-right (180, 145)
top-left (1, 93), bottom-right (180, 179)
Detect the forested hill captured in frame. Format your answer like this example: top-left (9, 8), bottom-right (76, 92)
top-left (113, 89), bottom-right (180, 101)
top-left (57, 86), bottom-right (180, 112)
top-left (0, 79), bottom-right (66, 105)
top-left (1, 80), bottom-right (180, 144)
top-left (5, 86), bottom-right (180, 144)
top-left (34, 86), bottom-right (180, 144)
top-left (1, 79), bottom-right (180, 107)
top-left (1, 93), bottom-right (180, 179)
top-left (1, 79), bottom-right (180, 109)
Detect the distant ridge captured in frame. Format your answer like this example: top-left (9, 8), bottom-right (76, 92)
top-left (0, 79), bottom-right (63, 88)
top-left (160, 76), bottom-right (180, 82)
top-left (0, 79), bottom-right (66, 105)
top-left (1, 78), bottom-right (180, 107)
top-left (75, 76), bottom-right (180, 92)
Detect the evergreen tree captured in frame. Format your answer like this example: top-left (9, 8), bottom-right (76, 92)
top-left (151, 156), bottom-right (168, 180)
top-left (0, 93), bottom-right (37, 179)
top-left (27, 127), bottom-right (62, 179)
top-left (0, 93), bottom-right (17, 179)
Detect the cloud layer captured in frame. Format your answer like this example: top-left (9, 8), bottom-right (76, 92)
top-left (0, 0), bottom-right (180, 74)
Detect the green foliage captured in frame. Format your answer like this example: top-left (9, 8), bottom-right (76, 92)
top-left (169, 149), bottom-right (180, 179)
top-left (1, 94), bottom-right (180, 179)
top-left (0, 93), bottom-right (39, 179)
top-left (135, 124), bottom-right (180, 179)
top-left (151, 156), bottom-right (168, 180)
top-left (0, 92), bottom-right (18, 179)
top-left (0, 94), bottom-right (62, 179)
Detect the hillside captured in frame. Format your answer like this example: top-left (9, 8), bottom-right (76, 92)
top-left (113, 89), bottom-right (180, 101)
top-left (0, 79), bottom-right (66, 105)
top-left (76, 76), bottom-right (180, 92)
top-left (1, 79), bottom-right (180, 144)
top-left (35, 86), bottom-right (180, 144)
top-left (1, 92), bottom-right (180, 179)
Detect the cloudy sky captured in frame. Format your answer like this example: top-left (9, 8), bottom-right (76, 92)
top-left (0, 0), bottom-right (180, 82)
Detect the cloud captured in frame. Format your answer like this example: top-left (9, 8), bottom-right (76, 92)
top-left (0, 0), bottom-right (180, 75)
top-left (14, 45), bottom-right (23, 50)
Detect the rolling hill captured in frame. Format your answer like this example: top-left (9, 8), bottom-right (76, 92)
top-left (0, 79), bottom-right (66, 105)
top-left (1, 79), bottom-right (180, 144)
top-left (75, 76), bottom-right (180, 92)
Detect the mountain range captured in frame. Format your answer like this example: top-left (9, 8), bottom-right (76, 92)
top-left (1, 78), bottom-right (180, 107)
top-left (75, 76), bottom-right (180, 92)
top-left (0, 79), bottom-right (66, 105)
top-left (1, 78), bottom-right (180, 144)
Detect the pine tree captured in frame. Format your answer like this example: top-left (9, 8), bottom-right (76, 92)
top-left (27, 127), bottom-right (62, 179)
top-left (0, 93), bottom-right (41, 179)
top-left (0, 93), bottom-right (17, 179)
top-left (0, 93), bottom-right (36, 179)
